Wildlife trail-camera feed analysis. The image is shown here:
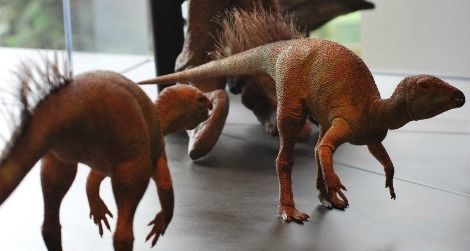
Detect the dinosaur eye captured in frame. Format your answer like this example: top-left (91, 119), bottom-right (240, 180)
top-left (197, 95), bottom-right (206, 104)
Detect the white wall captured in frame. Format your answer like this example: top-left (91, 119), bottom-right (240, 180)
top-left (361, 0), bottom-right (470, 78)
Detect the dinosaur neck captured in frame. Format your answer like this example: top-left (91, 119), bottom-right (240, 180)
top-left (369, 95), bottom-right (412, 130)
top-left (156, 101), bottom-right (186, 136)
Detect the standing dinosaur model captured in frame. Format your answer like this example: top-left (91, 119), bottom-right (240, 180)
top-left (139, 9), bottom-right (466, 222)
top-left (173, 0), bottom-right (374, 160)
top-left (0, 59), bottom-right (212, 250)
top-left (175, 0), bottom-right (314, 160)
top-left (86, 85), bottom-right (217, 237)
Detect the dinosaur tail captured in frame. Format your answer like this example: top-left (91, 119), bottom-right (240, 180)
top-left (138, 7), bottom-right (302, 86)
top-left (138, 45), bottom-right (269, 85)
top-left (0, 56), bottom-right (71, 204)
top-left (0, 117), bottom-right (52, 204)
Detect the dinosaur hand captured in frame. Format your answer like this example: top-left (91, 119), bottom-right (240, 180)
top-left (278, 205), bottom-right (310, 223)
top-left (384, 164), bottom-right (396, 199)
top-left (323, 172), bottom-right (349, 209)
top-left (146, 211), bottom-right (172, 247)
top-left (89, 199), bottom-right (113, 237)
top-left (385, 175), bottom-right (396, 199)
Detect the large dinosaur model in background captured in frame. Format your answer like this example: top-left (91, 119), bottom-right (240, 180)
top-left (176, 0), bottom-right (314, 160)
top-left (278, 0), bottom-right (375, 31)
top-left (139, 9), bottom-right (466, 222)
top-left (86, 85), bottom-right (218, 237)
top-left (0, 60), bottom-right (212, 250)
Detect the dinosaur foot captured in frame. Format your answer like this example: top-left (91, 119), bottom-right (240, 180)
top-left (319, 173), bottom-right (349, 209)
top-left (188, 89), bottom-right (229, 160)
top-left (262, 120), bottom-right (278, 136)
top-left (318, 189), bottom-right (349, 210)
top-left (89, 200), bottom-right (114, 236)
top-left (278, 205), bottom-right (310, 223)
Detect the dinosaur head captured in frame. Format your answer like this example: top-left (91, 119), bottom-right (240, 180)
top-left (157, 84), bottom-right (212, 133)
top-left (397, 75), bottom-right (465, 121)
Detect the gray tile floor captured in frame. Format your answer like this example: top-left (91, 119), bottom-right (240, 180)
top-left (0, 52), bottom-right (469, 250)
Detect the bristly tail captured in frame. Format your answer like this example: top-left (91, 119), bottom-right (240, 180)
top-left (0, 54), bottom-right (72, 204)
top-left (138, 8), bottom-right (303, 86)
top-left (138, 45), bottom-right (268, 85)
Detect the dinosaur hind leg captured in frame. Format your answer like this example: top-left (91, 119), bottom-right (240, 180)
top-left (40, 153), bottom-right (77, 251)
top-left (112, 158), bottom-right (150, 251)
top-left (241, 76), bottom-right (279, 136)
top-left (315, 129), bottom-right (330, 207)
top-left (276, 109), bottom-right (310, 223)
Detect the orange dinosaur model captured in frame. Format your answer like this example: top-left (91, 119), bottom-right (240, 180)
top-left (86, 85), bottom-right (218, 237)
top-left (0, 59), bottom-right (212, 250)
top-left (139, 10), bottom-right (466, 222)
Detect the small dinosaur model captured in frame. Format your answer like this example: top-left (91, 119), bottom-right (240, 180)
top-left (139, 10), bottom-right (466, 222)
top-left (86, 85), bottom-right (217, 237)
top-left (0, 59), bottom-right (212, 250)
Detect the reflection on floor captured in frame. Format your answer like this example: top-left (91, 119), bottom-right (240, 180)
top-left (0, 52), bottom-right (469, 250)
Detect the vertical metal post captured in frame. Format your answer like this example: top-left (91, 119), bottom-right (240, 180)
top-left (62, 0), bottom-right (74, 78)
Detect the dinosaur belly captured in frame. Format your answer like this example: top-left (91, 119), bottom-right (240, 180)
top-left (349, 129), bottom-right (387, 145)
top-left (50, 132), bottom-right (149, 174)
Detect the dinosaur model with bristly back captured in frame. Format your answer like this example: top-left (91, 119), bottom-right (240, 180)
top-left (0, 58), bottom-right (212, 251)
top-left (139, 9), bottom-right (466, 222)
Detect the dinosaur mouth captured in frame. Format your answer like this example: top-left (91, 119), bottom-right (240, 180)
top-left (454, 90), bottom-right (465, 107)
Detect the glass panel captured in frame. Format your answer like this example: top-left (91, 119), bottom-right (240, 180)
top-left (0, 0), bottom-right (153, 54)
top-left (310, 12), bottom-right (362, 55)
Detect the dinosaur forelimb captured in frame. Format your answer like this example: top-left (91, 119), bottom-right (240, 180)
top-left (87, 170), bottom-right (113, 236)
top-left (147, 152), bottom-right (174, 247)
top-left (367, 143), bottom-right (396, 199)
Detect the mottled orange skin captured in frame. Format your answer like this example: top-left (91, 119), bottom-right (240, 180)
top-left (0, 71), bottom-right (211, 250)
top-left (139, 37), bottom-right (465, 222)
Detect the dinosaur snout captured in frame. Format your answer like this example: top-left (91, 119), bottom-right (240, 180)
top-left (454, 90), bottom-right (465, 107)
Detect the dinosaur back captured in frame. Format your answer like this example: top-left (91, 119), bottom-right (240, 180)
top-left (211, 7), bottom-right (304, 59)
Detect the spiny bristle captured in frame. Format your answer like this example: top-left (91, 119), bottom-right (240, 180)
top-left (0, 53), bottom-right (72, 164)
top-left (211, 7), bottom-right (304, 59)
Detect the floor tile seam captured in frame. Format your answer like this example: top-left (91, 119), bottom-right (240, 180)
top-left (395, 129), bottom-right (470, 136)
top-left (335, 161), bottom-right (470, 199)
top-left (120, 58), bottom-right (153, 74)
top-left (221, 132), bottom-right (277, 149)
top-left (221, 131), bottom-right (470, 199)
top-left (225, 123), bottom-right (470, 136)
